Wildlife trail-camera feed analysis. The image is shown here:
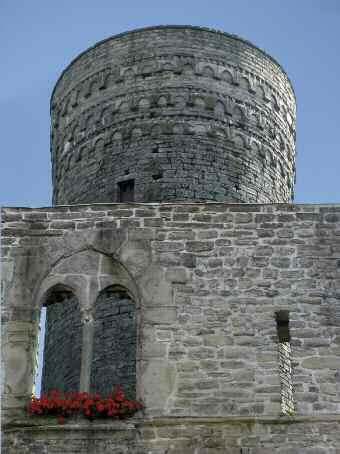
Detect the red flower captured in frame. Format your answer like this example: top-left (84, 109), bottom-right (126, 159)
top-left (113, 385), bottom-right (125, 402)
top-left (96, 402), bottom-right (105, 413)
top-left (27, 386), bottom-right (143, 423)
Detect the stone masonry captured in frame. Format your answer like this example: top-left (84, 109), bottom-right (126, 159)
top-left (2, 203), bottom-right (340, 452)
top-left (90, 288), bottom-right (137, 398)
top-left (51, 26), bottom-right (296, 205)
top-left (1, 25), bottom-right (339, 453)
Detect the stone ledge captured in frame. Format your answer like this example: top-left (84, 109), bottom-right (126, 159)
top-left (142, 415), bottom-right (340, 426)
top-left (4, 414), bottom-right (340, 431)
top-left (3, 417), bottom-right (137, 431)
top-left (2, 202), bottom-right (340, 211)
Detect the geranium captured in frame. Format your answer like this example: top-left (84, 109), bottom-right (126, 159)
top-left (27, 386), bottom-right (143, 424)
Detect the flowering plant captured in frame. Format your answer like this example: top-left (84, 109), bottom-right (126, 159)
top-left (27, 386), bottom-right (143, 424)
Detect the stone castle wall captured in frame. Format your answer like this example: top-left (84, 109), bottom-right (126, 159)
top-left (51, 26), bottom-right (296, 205)
top-left (2, 24), bottom-right (339, 454)
top-left (2, 202), bottom-right (340, 452)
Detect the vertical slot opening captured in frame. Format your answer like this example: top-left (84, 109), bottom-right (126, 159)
top-left (33, 307), bottom-right (46, 397)
top-left (276, 310), bottom-right (295, 415)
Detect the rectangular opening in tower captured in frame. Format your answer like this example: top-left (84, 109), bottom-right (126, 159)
top-left (118, 179), bottom-right (135, 202)
top-left (276, 310), bottom-right (295, 415)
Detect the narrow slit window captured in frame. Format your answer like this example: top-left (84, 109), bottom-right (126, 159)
top-left (276, 310), bottom-right (295, 415)
top-left (118, 179), bottom-right (135, 202)
top-left (33, 307), bottom-right (46, 397)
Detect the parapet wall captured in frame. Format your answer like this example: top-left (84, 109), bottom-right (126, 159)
top-left (51, 26), bottom-right (296, 205)
top-left (2, 202), bottom-right (340, 452)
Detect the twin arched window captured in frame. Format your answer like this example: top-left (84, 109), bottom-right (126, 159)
top-left (36, 285), bottom-right (137, 399)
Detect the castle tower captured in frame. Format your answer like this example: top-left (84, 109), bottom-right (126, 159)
top-left (3, 26), bottom-right (339, 454)
top-left (51, 26), bottom-right (296, 205)
top-left (44, 25), bottom-right (298, 396)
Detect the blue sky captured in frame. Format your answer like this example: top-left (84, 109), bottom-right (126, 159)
top-left (1, 0), bottom-right (339, 206)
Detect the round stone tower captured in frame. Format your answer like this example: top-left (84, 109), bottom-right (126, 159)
top-left (51, 25), bottom-right (296, 205)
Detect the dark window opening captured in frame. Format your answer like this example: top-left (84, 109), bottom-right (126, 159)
top-left (118, 179), bottom-right (135, 202)
top-left (90, 287), bottom-right (136, 398)
top-left (275, 310), bottom-right (294, 415)
top-left (40, 288), bottom-right (82, 395)
top-left (276, 310), bottom-right (290, 342)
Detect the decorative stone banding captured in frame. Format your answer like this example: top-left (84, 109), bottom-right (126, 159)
top-left (51, 26), bottom-right (296, 205)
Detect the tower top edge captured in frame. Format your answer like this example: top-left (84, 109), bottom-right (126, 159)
top-left (50, 24), bottom-right (296, 104)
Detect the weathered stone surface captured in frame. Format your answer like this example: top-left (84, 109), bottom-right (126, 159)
top-left (15, 200), bottom-right (340, 424)
top-left (143, 307), bottom-right (177, 324)
top-left (3, 24), bottom-right (340, 454)
top-left (140, 361), bottom-right (176, 411)
top-left (3, 416), bottom-right (340, 453)
top-left (301, 357), bottom-right (340, 370)
top-left (138, 265), bottom-right (172, 305)
top-left (51, 26), bottom-right (295, 206)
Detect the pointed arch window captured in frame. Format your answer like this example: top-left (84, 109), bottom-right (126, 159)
top-left (90, 286), bottom-right (137, 398)
top-left (35, 285), bottom-right (82, 395)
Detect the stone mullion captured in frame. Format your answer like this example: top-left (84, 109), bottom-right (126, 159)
top-left (79, 314), bottom-right (95, 393)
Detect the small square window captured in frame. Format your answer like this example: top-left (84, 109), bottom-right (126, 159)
top-left (276, 310), bottom-right (290, 342)
top-left (118, 179), bottom-right (135, 202)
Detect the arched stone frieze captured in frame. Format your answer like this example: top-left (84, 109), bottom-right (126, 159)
top-left (52, 27), bottom-right (296, 204)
